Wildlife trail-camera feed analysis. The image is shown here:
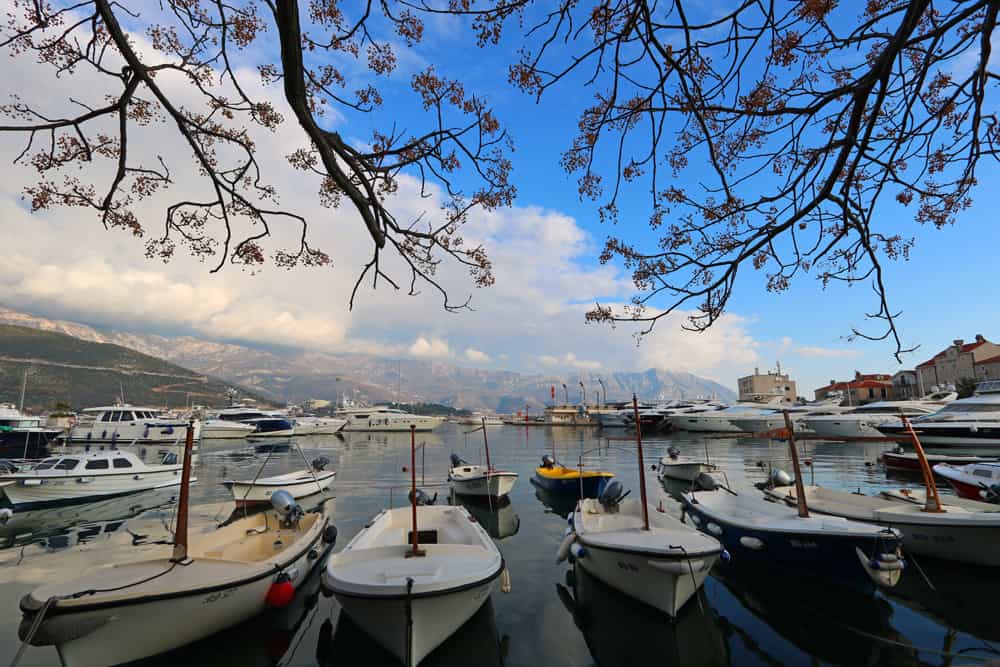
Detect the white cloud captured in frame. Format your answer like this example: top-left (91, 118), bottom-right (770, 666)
top-left (796, 345), bottom-right (863, 359)
top-left (464, 347), bottom-right (491, 363)
top-left (538, 355), bottom-right (559, 367)
top-left (537, 352), bottom-right (602, 370)
top-left (408, 337), bottom-right (452, 359)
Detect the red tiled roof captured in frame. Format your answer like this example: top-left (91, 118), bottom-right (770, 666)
top-left (815, 379), bottom-right (892, 393)
top-left (978, 353), bottom-right (1000, 366)
top-left (919, 340), bottom-right (987, 368)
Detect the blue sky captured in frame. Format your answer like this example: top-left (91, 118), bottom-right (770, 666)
top-left (0, 1), bottom-right (996, 396)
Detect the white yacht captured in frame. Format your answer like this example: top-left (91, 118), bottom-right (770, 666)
top-left (67, 406), bottom-right (201, 444)
top-left (729, 398), bottom-right (849, 435)
top-left (670, 397), bottom-right (789, 433)
top-left (0, 403), bottom-right (63, 457)
top-left (336, 406), bottom-right (443, 432)
top-left (212, 406), bottom-right (295, 437)
top-left (293, 416), bottom-right (347, 435)
top-left (0, 450), bottom-right (186, 508)
top-left (804, 392), bottom-right (955, 440)
top-left (200, 419), bottom-right (257, 440)
top-left (876, 381), bottom-right (1000, 447)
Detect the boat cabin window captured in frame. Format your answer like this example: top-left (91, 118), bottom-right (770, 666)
top-left (974, 469), bottom-right (994, 478)
top-left (54, 459), bottom-right (79, 470)
top-left (100, 411), bottom-right (113, 422)
top-left (112, 458), bottom-right (133, 469)
top-left (34, 458), bottom-right (59, 470)
top-left (354, 414), bottom-right (369, 419)
top-left (85, 459), bottom-right (110, 470)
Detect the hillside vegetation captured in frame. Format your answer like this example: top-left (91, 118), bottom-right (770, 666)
top-left (0, 325), bottom-right (265, 411)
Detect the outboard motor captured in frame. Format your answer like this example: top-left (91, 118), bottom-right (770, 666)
top-left (311, 456), bottom-right (330, 472)
top-left (450, 453), bottom-right (469, 468)
top-left (694, 472), bottom-right (719, 491)
top-left (770, 468), bottom-right (794, 488)
top-left (271, 489), bottom-right (304, 527)
top-left (981, 484), bottom-right (1000, 504)
top-left (541, 454), bottom-right (556, 469)
top-left (409, 488), bottom-right (438, 506)
top-left (666, 446), bottom-right (681, 460)
top-left (0, 459), bottom-right (19, 475)
top-left (598, 480), bottom-right (626, 511)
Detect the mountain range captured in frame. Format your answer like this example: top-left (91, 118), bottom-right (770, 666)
top-left (0, 306), bottom-right (736, 411)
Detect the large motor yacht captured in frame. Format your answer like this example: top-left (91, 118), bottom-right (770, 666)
top-left (335, 406), bottom-right (443, 432)
top-left (670, 396), bottom-right (790, 433)
top-left (212, 406), bottom-right (295, 437)
top-left (67, 406), bottom-right (201, 444)
top-left (803, 390), bottom-right (956, 440)
top-left (876, 381), bottom-right (1000, 447)
top-left (729, 397), bottom-right (849, 435)
top-left (0, 404), bottom-right (63, 457)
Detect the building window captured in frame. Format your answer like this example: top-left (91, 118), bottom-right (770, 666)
top-left (880, 388), bottom-right (887, 399)
top-left (868, 388), bottom-right (875, 399)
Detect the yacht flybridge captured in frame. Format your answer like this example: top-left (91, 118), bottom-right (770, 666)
top-left (335, 406), bottom-right (443, 432)
top-left (67, 406), bottom-right (201, 444)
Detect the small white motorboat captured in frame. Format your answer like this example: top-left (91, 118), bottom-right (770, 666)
top-left (323, 426), bottom-right (505, 666)
top-left (448, 456), bottom-right (518, 499)
top-left (879, 486), bottom-right (999, 511)
top-left (557, 396), bottom-right (722, 617)
top-left (17, 426), bottom-right (336, 666)
top-left (561, 485), bottom-right (722, 617)
top-left (0, 450), bottom-right (187, 509)
top-left (200, 418), bottom-right (257, 440)
top-left (933, 462), bottom-right (1000, 502)
top-left (655, 446), bottom-right (720, 484)
top-left (223, 457), bottom-right (336, 506)
top-left (323, 504), bottom-right (504, 665)
top-left (293, 416), bottom-right (347, 435)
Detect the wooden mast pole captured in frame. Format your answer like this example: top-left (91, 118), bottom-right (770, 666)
top-left (902, 414), bottom-right (944, 513)
top-left (783, 411), bottom-right (810, 518)
top-left (632, 395), bottom-right (650, 531)
top-left (408, 424), bottom-right (425, 557)
top-left (171, 420), bottom-right (196, 562)
top-left (481, 417), bottom-right (491, 470)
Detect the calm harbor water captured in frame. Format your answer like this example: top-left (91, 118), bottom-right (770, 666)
top-left (3, 424), bottom-right (1000, 666)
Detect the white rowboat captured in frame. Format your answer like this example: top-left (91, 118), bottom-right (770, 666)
top-left (223, 469), bottom-right (336, 506)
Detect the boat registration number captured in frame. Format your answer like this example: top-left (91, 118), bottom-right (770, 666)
top-left (203, 587), bottom-right (237, 604)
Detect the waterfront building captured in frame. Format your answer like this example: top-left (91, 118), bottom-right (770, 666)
top-left (737, 366), bottom-right (797, 402)
top-left (813, 372), bottom-right (893, 404)
top-left (916, 335), bottom-right (1000, 394)
top-left (891, 370), bottom-right (919, 400)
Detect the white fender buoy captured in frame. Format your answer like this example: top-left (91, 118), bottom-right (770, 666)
top-left (569, 542), bottom-right (587, 560)
top-left (688, 513), bottom-right (702, 525)
top-left (739, 536), bottom-right (765, 550)
top-left (706, 522), bottom-right (723, 536)
top-left (856, 547), bottom-right (903, 588)
top-left (501, 568), bottom-right (512, 593)
top-left (555, 533), bottom-right (576, 563)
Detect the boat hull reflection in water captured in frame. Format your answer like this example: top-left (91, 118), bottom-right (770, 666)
top-left (557, 564), bottom-right (727, 667)
top-left (450, 493), bottom-right (520, 540)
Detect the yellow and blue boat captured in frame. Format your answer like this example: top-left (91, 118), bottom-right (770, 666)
top-left (533, 455), bottom-right (614, 497)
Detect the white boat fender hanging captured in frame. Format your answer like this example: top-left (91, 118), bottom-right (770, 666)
top-left (739, 536), bottom-right (765, 550)
top-left (566, 512), bottom-right (575, 527)
top-left (555, 532), bottom-right (576, 563)
top-left (706, 522), bottom-right (723, 537)
top-left (569, 542), bottom-right (587, 561)
top-left (869, 553), bottom-right (905, 571)
top-left (501, 568), bottom-right (512, 594)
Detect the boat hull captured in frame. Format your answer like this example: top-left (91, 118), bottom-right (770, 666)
top-left (671, 416), bottom-right (741, 433)
top-left (224, 471), bottom-right (336, 505)
top-left (327, 576), bottom-right (498, 666)
top-left (340, 415), bottom-right (442, 432)
top-left (881, 451), bottom-right (999, 472)
top-left (877, 423), bottom-right (1000, 448)
top-left (657, 462), bottom-right (717, 483)
top-left (533, 471), bottom-right (610, 497)
top-left (67, 421), bottom-right (201, 445)
top-left (681, 498), bottom-right (900, 591)
top-left (450, 473), bottom-right (517, 499)
top-left (573, 541), bottom-right (715, 617)
top-left (200, 424), bottom-right (256, 440)
top-left (21, 518), bottom-right (328, 666)
top-left (0, 469), bottom-right (185, 509)
top-left (805, 419), bottom-right (886, 439)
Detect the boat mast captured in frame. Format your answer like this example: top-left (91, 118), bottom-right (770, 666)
top-left (901, 414), bottom-right (944, 513)
top-left (782, 411), bottom-right (809, 518)
top-left (18, 368), bottom-right (29, 412)
top-left (407, 424), bottom-right (425, 557)
top-left (631, 395), bottom-right (650, 531)
top-left (171, 421), bottom-right (196, 562)
top-left (481, 417), bottom-right (491, 471)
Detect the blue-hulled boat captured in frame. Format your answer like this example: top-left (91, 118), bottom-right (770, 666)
top-left (681, 484), bottom-right (904, 592)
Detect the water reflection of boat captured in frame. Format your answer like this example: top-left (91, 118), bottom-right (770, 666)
top-left (322, 598), bottom-right (506, 667)
top-left (450, 493), bottom-right (520, 540)
top-left (532, 477), bottom-right (580, 518)
top-left (887, 559), bottom-right (1000, 642)
top-left (713, 568), bottom-right (913, 665)
top-left (253, 439), bottom-right (293, 454)
top-left (0, 484), bottom-right (179, 549)
top-left (556, 564), bottom-right (727, 667)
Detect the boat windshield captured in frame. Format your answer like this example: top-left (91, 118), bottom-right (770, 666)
top-left (33, 458), bottom-right (60, 470)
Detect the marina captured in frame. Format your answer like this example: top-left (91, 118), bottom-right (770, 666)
top-left (3, 421), bottom-right (1000, 666)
